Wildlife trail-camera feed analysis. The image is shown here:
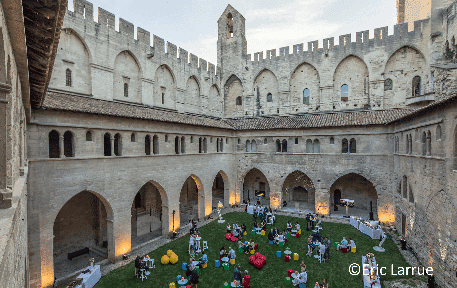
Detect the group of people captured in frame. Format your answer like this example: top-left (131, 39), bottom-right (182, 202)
top-left (267, 227), bottom-right (287, 244)
top-left (336, 237), bottom-right (356, 251)
top-left (189, 219), bottom-right (199, 235)
top-left (185, 254), bottom-right (206, 287)
top-left (306, 235), bottom-right (331, 260)
top-left (305, 213), bottom-right (321, 231)
top-left (252, 204), bottom-right (275, 224)
top-left (232, 265), bottom-right (251, 287)
top-left (219, 245), bottom-right (237, 259)
top-left (188, 231), bottom-right (202, 255)
top-left (134, 255), bottom-right (152, 278)
top-left (227, 222), bottom-right (246, 238)
top-left (238, 239), bottom-right (256, 254)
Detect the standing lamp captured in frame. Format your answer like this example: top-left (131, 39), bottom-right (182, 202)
top-left (400, 238), bottom-right (407, 250)
top-left (172, 210), bottom-right (177, 238)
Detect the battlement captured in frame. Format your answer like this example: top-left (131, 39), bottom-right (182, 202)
top-left (246, 18), bottom-right (430, 64)
top-left (68, 0), bottom-right (220, 75)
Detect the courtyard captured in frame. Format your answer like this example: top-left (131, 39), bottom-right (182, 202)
top-left (86, 212), bottom-right (426, 288)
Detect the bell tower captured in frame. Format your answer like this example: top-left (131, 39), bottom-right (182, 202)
top-left (217, 5), bottom-right (247, 73)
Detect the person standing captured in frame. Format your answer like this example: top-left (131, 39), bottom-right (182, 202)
top-left (242, 270), bottom-right (250, 288)
top-left (189, 265), bottom-right (199, 287)
top-left (233, 265), bottom-right (242, 286)
top-left (324, 237), bottom-right (331, 260)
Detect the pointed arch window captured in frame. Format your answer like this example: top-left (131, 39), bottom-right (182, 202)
top-left (63, 131), bottom-right (74, 157)
top-left (131, 133), bottom-right (136, 142)
top-left (246, 140), bottom-right (251, 152)
top-left (426, 131), bottom-right (431, 156)
top-left (236, 96), bottom-right (242, 106)
top-left (86, 131), bottom-right (92, 142)
top-left (153, 135), bottom-right (159, 154)
top-left (384, 79), bottom-right (393, 91)
top-left (251, 140), bottom-right (257, 152)
top-left (145, 135), bottom-right (151, 155)
top-left (104, 133), bottom-right (111, 156)
top-left (421, 131), bottom-right (426, 156)
top-left (66, 69), bottom-right (72, 87)
top-left (49, 130), bottom-right (60, 158)
top-left (227, 13), bottom-right (234, 37)
top-left (276, 139), bottom-right (281, 152)
top-left (267, 93), bottom-right (273, 102)
top-left (313, 139), bottom-right (320, 153)
top-left (175, 136), bottom-right (180, 154)
top-left (282, 139), bottom-right (288, 152)
top-left (341, 84), bottom-right (348, 101)
top-left (114, 133), bottom-right (122, 156)
top-left (349, 138), bottom-right (356, 153)
top-left (303, 88), bottom-right (310, 105)
top-left (342, 138), bottom-right (348, 153)
top-left (436, 125), bottom-right (442, 140)
top-left (330, 137), bottom-right (334, 145)
top-left (306, 139), bottom-right (313, 153)
top-left (181, 136), bottom-right (186, 154)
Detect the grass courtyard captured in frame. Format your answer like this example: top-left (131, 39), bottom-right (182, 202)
top-left (95, 212), bottom-right (425, 288)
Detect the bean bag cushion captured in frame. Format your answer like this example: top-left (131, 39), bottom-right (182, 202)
top-left (169, 252), bottom-right (178, 264)
top-left (249, 255), bottom-right (256, 265)
top-left (161, 255), bottom-right (170, 264)
top-left (254, 252), bottom-right (261, 259)
top-left (167, 249), bottom-right (174, 257)
top-left (231, 236), bottom-right (238, 242)
top-left (284, 255), bottom-right (290, 262)
top-left (226, 233), bottom-right (232, 240)
top-left (254, 259), bottom-right (264, 269)
top-left (259, 255), bottom-right (266, 264)
top-left (288, 269), bottom-right (293, 277)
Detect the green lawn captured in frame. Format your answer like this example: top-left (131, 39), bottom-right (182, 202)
top-left (95, 212), bottom-right (423, 288)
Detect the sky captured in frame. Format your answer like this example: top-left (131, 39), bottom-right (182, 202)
top-left (68, 0), bottom-right (398, 65)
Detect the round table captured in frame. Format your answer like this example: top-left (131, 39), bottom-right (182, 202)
top-left (284, 250), bottom-right (292, 255)
top-left (231, 281), bottom-right (241, 287)
top-left (291, 229), bottom-right (297, 236)
top-left (291, 272), bottom-right (299, 279)
top-left (221, 257), bottom-right (230, 263)
top-left (145, 258), bottom-right (154, 268)
top-left (177, 279), bottom-right (188, 285)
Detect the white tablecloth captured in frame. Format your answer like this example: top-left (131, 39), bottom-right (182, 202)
top-left (246, 205), bottom-right (254, 214)
top-left (362, 256), bottom-right (381, 288)
top-left (350, 217), bottom-right (382, 239)
top-left (75, 265), bottom-right (101, 288)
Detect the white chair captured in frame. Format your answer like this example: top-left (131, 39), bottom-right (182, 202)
top-left (134, 267), bottom-right (138, 277)
top-left (139, 269), bottom-right (147, 281)
top-left (202, 241), bottom-right (208, 251)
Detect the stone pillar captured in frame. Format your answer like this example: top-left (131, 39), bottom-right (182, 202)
top-left (110, 137), bottom-right (114, 156)
top-left (0, 82), bottom-right (11, 208)
top-left (314, 187), bottom-right (330, 216)
top-left (161, 204), bottom-right (169, 237)
top-left (40, 226), bottom-right (55, 288)
top-left (270, 191), bottom-right (281, 210)
top-left (59, 135), bottom-right (64, 158)
top-left (110, 208), bottom-right (130, 262)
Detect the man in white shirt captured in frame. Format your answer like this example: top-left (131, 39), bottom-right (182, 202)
top-left (319, 242), bottom-right (326, 257)
top-left (299, 271), bottom-right (307, 284)
top-left (229, 247), bottom-right (236, 259)
top-left (295, 222), bottom-right (300, 231)
top-left (189, 235), bottom-right (195, 253)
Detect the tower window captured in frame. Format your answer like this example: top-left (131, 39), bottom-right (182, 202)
top-left (341, 84), bottom-right (348, 101)
top-left (124, 83), bottom-right (128, 97)
top-left (227, 13), bottom-right (234, 37)
top-left (267, 93), bottom-right (273, 102)
top-left (66, 69), bottom-right (72, 87)
top-left (412, 76), bottom-right (421, 96)
top-left (236, 96), bottom-right (242, 106)
top-left (384, 79), bottom-right (393, 91)
top-left (303, 88), bottom-right (310, 105)
top-left (162, 93), bottom-right (165, 104)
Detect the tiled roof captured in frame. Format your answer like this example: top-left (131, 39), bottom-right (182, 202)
top-left (226, 109), bottom-right (413, 130)
top-left (42, 92), bottom-right (414, 130)
top-left (43, 92), bottom-right (235, 129)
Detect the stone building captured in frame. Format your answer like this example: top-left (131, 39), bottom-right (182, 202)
top-left (0, 0), bottom-right (457, 287)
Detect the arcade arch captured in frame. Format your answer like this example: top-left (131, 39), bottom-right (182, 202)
top-left (281, 170), bottom-right (315, 211)
top-left (242, 168), bottom-right (270, 205)
top-left (212, 171), bottom-right (229, 208)
top-left (179, 175), bottom-right (205, 227)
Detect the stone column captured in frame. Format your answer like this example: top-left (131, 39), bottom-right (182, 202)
top-left (0, 83), bottom-right (11, 208)
top-left (40, 226), bottom-right (55, 288)
top-left (59, 135), bottom-right (64, 158)
top-left (314, 187), bottom-right (330, 216)
top-left (161, 204), bottom-right (169, 237)
top-left (110, 208), bottom-right (131, 262)
top-left (110, 136), bottom-right (114, 156)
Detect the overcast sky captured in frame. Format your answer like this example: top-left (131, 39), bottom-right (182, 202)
top-left (68, 0), bottom-right (398, 64)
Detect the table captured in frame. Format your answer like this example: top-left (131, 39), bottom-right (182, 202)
top-left (340, 199), bottom-right (354, 206)
top-left (221, 257), bottom-right (230, 263)
top-left (362, 256), bottom-right (381, 288)
top-left (231, 281), bottom-right (241, 287)
top-left (144, 258), bottom-right (154, 268)
top-left (291, 229), bottom-right (297, 236)
top-left (178, 279), bottom-right (188, 285)
top-left (246, 205), bottom-right (254, 214)
top-left (284, 250), bottom-right (292, 255)
top-left (350, 217), bottom-right (382, 239)
top-left (74, 265), bottom-right (101, 288)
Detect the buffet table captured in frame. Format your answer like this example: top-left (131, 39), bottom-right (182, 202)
top-left (75, 265), bottom-right (101, 288)
top-left (246, 205), bottom-right (254, 214)
top-left (362, 256), bottom-right (381, 288)
top-left (350, 217), bottom-right (382, 239)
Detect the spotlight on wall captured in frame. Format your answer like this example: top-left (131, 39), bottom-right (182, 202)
top-left (122, 254), bottom-right (129, 260)
top-left (245, 66), bottom-right (249, 70)
top-left (147, 52), bottom-right (154, 59)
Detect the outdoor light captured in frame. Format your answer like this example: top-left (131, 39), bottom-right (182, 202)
top-left (172, 210), bottom-right (177, 239)
top-left (122, 254), bottom-right (129, 260)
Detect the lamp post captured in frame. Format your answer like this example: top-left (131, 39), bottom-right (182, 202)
top-left (172, 210), bottom-right (177, 238)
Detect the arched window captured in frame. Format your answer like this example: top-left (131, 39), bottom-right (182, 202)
top-left (181, 136), bottom-right (186, 154)
top-left (426, 131), bottom-right (431, 156)
top-left (408, 134), bottom-right (412, 155)
top-left (114, 133), bottom-right (122, 156)
top-left (303, 89), bottom-right (310, 105)
top-left (86, 131), bottom-right (92, 141)
top-left (406, 134), bottom-right (410, 154)
top-left (66, 69), bottom-right (72, 87)
top-left (203, 138), bottom-right (207, 153)
top-left (452, 36), bottom-right (456, 47)
top-left (330, 137), bottom-right (334, 145)
top-left (227, 13), bottom-right (233, 37)
top-left (216, 138), bottom-right (220, 152)
top-left (63, 131), bottom-right (74, 157)
top-left (412, 76), bottom-right (421, 96)
top-left (421, 131), bottom-right (426, 156)
top-left (104, 133), bottom-right (111, 156)
top-left (238, 138), bottom-right (241, 145)
top-left (341, 84), bottom-right (348, 101)
top-left (295, 138), bottom-right (299, 145)
top-left (306, 139), bottom-right (313, 153)
top-left (349, 138), bottom-right (356, 153)
top-left (397, 181), bottom-right (402, 195)
top-left (236, 96), bottom-right (242, 106)
top-left (342, 138), bottom-right (348, 153)
top-left (246, 140), bottom-right (251, 152)
top-left (131, 133), bottom-right (136, 142)
top-left (220, 138), bottom-right (224, 152)
top-left (175, 136), bottom-right (180, 154)
top-left (282, 139), bottom-right (288, 152)
top-left (153, 135), bottom-right (159, 154)
top-left (436, 125), bottom-right (442, 140)
top-left (384, 78), bottom-right (393, 91)
top-left (276, 139), bottom-right (281, 152)
top-left (226, 138), bottom-right (228, 144)
top-left (145, 135), bottom-right (151, 155)
top-left (124, 83), bottom-right (129, 97)
top-left (252, 140), bottom-right (257, 152)
top-left (199, 138), bottom-right (203, 153)
top-left (162, 93), bottom-right (165, 104)
top-left (402, 176), bottom-right (408, 198)
top-left (313, 139), bottom-right (320, 153)
top-left (409, 185), bottom-right (414, 203)
top-left (267, 93), bottom-right (273, 102)
top-left (264, 138), bottom-right (267, 145)
top-left (190, 136), bottom-right (194, 143)
top-left (48, 130), bottom-right (60, 158)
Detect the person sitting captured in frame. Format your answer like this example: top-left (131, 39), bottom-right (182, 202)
top-left (334, 204), bottom-right (339, 211)
top-left (261, 220), bottom-right (267, 231)
top-left (233, 265), bottom-right (242, 286)
top-left (243, 242), bottom-right (250, 254)
top-left (348, 237), bottom-right (356, 249)
top-left (233, 223), bottom-right (237, 231)
top-left (242, 270), bottom-right (251, 288)
top-left (253, 221), bottom-right (258, 231)
top-left (295, 222), bottom-right (300, 232)
top-left (268, 229), bottom-right (274, 242)
top-left (241, 223), bottom-right (247, 235)
top-left (322, 278), bottom-right (329, 288)
top-left (337, 237), bottom-right (349, 251)
top-left (286, 221), bottom-right (293, 232)
top-left (220, 246), bottom-right (227, 258)
top-left (227, 223), bottom-right (232, 234)
top-left (228, 247), bottom-right (236, 259)
top-left (273, 227), bottom-right (279, 237)
top-left (249, 240), bottom-right (255, 252)
top-left (197, 252), bottom-right (207, 268)
top-left (316, 217), bottom-right (322, 228)
top-left (186, 257), bottom-right (194, 280)
top-left (278, 232), bottom-right (285, 243)
top-left (233, 229), bottom-right (239, 238)
top-left (300, 260), bottom-right (306, 272)
top-left (311, 231), bottom-right (321, 243)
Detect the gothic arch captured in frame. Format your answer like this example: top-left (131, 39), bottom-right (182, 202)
top-left (327, 169), bottom-right (381, 192)
top-left (114, 50), bottom-right (142, 102)
top-left (154, 64), bottom-right (177, 108)
top-left (253, 68), bottom-right (279, 115)
top-left (179, 174), bottom-right (206, 224)
top-left (240, 167), bottom-right (271, 203)
top-left (185, 75), bottom-right (201, 113)
top-left (289, 62), bottom-right (320, 110)
top-left (224, 74), bottom-right (243, 117)
top-left (61, 28), bottom-right (93, 62)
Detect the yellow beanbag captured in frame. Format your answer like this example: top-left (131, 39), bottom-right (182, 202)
top-left (167, 249), bottom-right (174, 257)
top-left (169, 252), bottom-right (179, 264)
top-left (161, 255), bottom-right (170, 264)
